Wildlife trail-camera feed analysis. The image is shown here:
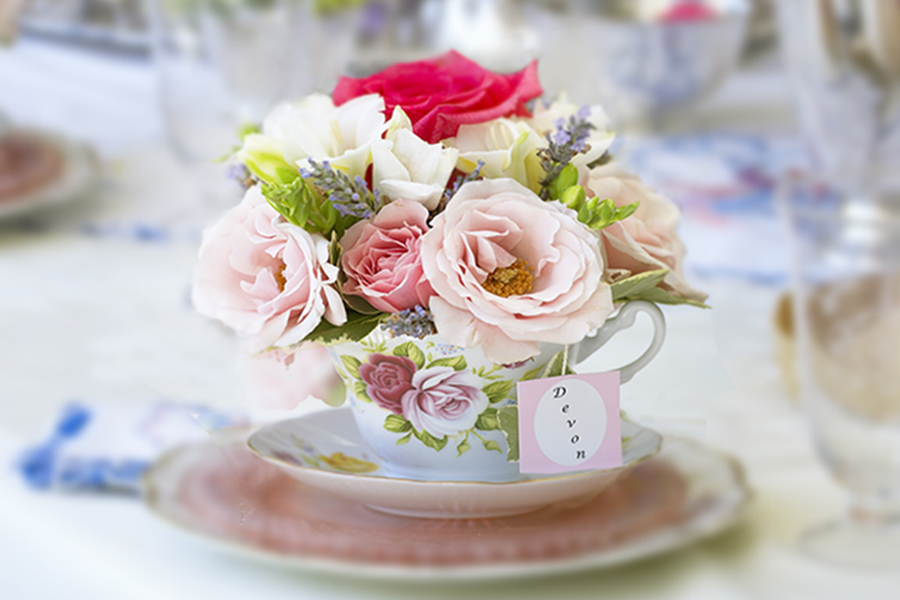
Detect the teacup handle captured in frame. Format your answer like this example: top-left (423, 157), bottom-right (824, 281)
top-left (569, 301), bottom-right (666, 384)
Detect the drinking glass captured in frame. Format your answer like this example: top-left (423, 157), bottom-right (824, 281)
top-left (781, 173), bottom-right (900, 568)
top-left (777, 0), bottom-right (900, 182)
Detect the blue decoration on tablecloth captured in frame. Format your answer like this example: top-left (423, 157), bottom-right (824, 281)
top-left (15, 400), bottom-right (247, 494)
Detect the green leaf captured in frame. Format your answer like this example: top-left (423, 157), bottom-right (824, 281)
top-left (621, 285), bottom-right (711, 309)
top-left (520, 364), bottom-right (544, 381)
top-left (482, 440), bottom-right (503, 454)
top-left (392, 341), bottom-right (426, 369)
top-left (260, 175), bottom-right (346, 237)
top-left (396, 432), bottom-right (412, 445)
top-left (353, 380), bottom-right (372, 403)
top-left (340, 355), bottom-right (362, 379)
top-left (383, 414), bottom-right (412, 433)
top-left (475, 408), bottom-right (499, 431)
top-left (610, 269), bottom-right (669, 302)
top-left (456, 436), bottom-right (471, 456)
top-left (323, 379), bottom-right (347, 407)
top-left (304, 311), bottom-right (387, 346)
top-left (427, 355), bottom-right (467, 371)
top-left (482, 380), bottom-right (516, 404)
top-left (616, 201), bottom-right (639, 220)
top-left (413, 428), bottom-right (448, 452)
top-left (540, 350), bottom-right (576, 378)
top-left (497, 406), bottom-right (519, 462)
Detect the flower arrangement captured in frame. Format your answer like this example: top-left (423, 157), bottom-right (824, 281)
top-left (193, 51), bottom-right (707, 414)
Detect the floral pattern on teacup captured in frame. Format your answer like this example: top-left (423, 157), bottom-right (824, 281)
top-left (337, 340), bottom-right (523, 455)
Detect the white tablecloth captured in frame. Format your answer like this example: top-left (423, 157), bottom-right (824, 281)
top-left (2, 40), bottom-right (899, 599)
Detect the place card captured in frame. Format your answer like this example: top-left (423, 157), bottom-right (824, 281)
top-left (517, 372), bottom-right (622, 474)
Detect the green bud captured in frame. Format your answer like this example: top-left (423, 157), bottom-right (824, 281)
top-left (560, 185), bottom-right (586, 210)
top-left (548, 163), bottom-right (579, 200)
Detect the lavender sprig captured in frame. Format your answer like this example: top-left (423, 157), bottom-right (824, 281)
top-left (300, 159), bottom-right (382, 219)
top-left (381, 306), bottom-right (437, 339)
top-left (538, 107), bottom-right (595, 200)
top-left (433, 160), bottom-right (486, 216)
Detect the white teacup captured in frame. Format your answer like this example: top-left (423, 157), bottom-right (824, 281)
top-left (329, 300), bottom-right (665, 482)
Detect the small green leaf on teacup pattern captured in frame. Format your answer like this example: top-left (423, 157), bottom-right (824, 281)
top-left (413, 428), bottom-right (448, 452)
top-left (427, 355), bottom-right (467, 371)
top-left (383, 414), bottom-right (412, 433)
top-left (520, 364), bottom-right (544, 381)
top-left (392, 341), bottom-right (426, 369)
top-left (353, 380), bottom-right (372, 403)
top-left (540, 350), bottom-right (576, 378)
top-left (361, 338), bottom-right (388, 354)
top-left (497, 406), bottom-right (519, 462)
top-left (340, 355), bottom-right (362, 379)
top-left (456, 434), bottom-right (471, 456)
top-left (475, 407), bottom-right (499, 430)
top-left (323, 379), bottom-right (347, 407)
top-left (482, 380), bottom-right (516, 404)
top-left (482, 440), bottom-right (503, 454)
top-left (396, 432), bottom-right (412, 445)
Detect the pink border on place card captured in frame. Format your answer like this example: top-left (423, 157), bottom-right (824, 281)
top-left (517, 372), bottom-right (622, 474)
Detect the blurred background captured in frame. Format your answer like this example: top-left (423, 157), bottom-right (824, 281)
top-left (3, 0), bottom-right (900, 598)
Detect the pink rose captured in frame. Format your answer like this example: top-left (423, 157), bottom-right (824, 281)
top-left (359, 353), bottom-right (417, 415)
top-left (340, 199), bottom-right (435, 313)
top-left (401, 367), bottom-right (488, 438)
top-left (238, 343), bottom-right (339, 410)
top-left (585, 163), bottom-right (708, 303)
top-left (332, 51), bottom-right (543, 144)
top-left (421, 178), bottom-right (614, 364)
top-left (192, 186), bottom-right (347, 352)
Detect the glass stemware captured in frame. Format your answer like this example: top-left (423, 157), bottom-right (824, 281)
top-left (781, 173), bottom-right (900, 568)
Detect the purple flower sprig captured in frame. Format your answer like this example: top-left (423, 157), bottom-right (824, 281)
top-left (300, 159), bottom-right (382, 220)
top-left (433, 160), bottom-right (486, 217)
top-left (538, 106), bottom-right (595, 200)
top-left (381, 305), bottom-right (437, 339)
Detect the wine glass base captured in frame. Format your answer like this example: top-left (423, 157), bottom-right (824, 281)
top-left (801, 517), bottom-right (900, 569)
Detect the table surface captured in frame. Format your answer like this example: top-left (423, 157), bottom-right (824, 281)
top-left (2, 40), bottom-right (899, 600)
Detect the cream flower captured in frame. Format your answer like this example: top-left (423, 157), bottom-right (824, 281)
top-left (259, 93), bottom-right (388, 180)
top-left (371, 108), bottom-right (459, 209)
top-left (446, 118), bottom-right (545, 193)
top-left (421, 178), bottom-right (614, 364)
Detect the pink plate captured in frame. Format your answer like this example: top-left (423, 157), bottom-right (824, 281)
top-left (144, 431), bottom-right (749, 580)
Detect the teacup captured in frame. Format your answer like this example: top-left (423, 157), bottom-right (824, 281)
top-left (329, 300), bottom-right (665, 482)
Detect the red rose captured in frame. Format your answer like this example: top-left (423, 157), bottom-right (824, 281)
top-left (332, 51), bottom-right (542, 144)
top-left (358, 353), bottom-right (416, 415)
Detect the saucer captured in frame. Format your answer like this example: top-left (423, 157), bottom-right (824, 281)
top-left (0, 130), bottom-right (98, 221)
top-left (247, 407), bottom-right (662, 518)
top-left (144, 431), bottom-right (749, 581)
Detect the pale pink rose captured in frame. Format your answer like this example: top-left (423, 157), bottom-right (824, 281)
top-left (401, 366), bottom-right (488, 438)
top-left (192, 186), bottom-right (346, 352)
top-left (421, 178), bottom-right (614, 364)
top-left (237, 343), bottom-right (339, 410)
top-left (585, 163), bottom-right (707, 303)
top-left (340, 199), bottom-right (435, 313)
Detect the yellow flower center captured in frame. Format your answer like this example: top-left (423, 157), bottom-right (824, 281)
top-left (273, 264), bottom-right (287, 292)
top-left (482, 259), bottom-right (534, 298)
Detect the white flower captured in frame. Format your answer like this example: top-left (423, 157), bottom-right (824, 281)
top-left (371, 108), bottom-right (459, 209)
top-left (262, 93), bottom-right (388, 180)
top-left (446, 118), bottom-right (545, 192)
top-left (524, 100), bottom-right (616, 167)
